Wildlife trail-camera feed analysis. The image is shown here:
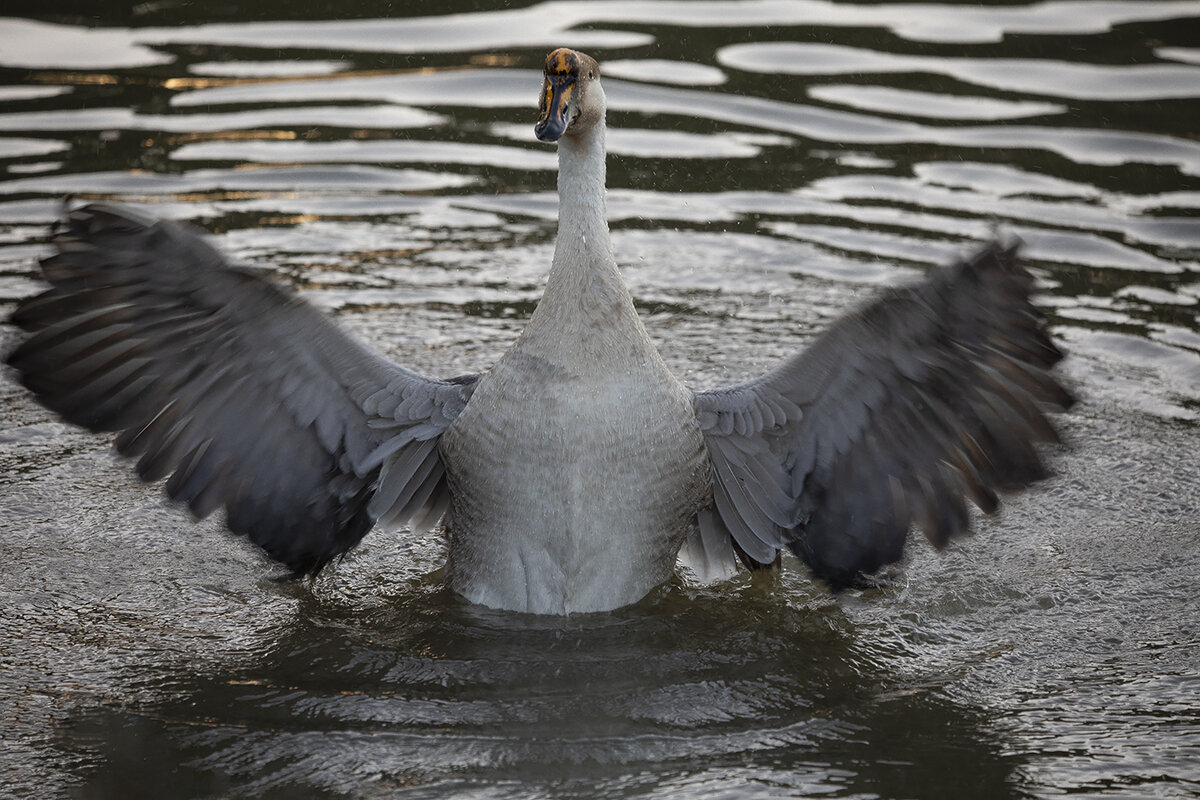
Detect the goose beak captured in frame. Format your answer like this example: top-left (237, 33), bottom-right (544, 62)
top-left (535, 73), bottom-right (575, 142)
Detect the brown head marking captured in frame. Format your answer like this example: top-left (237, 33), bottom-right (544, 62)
top-left (544, 48), bottom-right (580, 77)
top-left (535, 48), bottom-right (601, 142)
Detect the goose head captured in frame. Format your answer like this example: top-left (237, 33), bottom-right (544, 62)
top-left (534, 48), bottom-right (604, 142)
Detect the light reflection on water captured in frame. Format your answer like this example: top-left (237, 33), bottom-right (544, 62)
top-left (1, 1), bottom-right (1198, 798)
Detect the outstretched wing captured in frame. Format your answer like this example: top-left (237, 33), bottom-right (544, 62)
top-left (7, 203), bottom-right (479, 575)
top-left (691, 241), bottom-right (1072, 589)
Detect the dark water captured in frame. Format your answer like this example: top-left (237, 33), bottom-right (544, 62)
top-left (2, 2), bottom-right (1199, 798)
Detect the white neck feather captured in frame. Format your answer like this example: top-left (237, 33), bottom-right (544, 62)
top-left (551, 124), bottom-right (611, 278)
top-left (520, 90), bottom-right (651, 367)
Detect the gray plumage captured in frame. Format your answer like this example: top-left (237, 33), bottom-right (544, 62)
top-left (694, 241), bottom-right (1071, 589)
top-left (5, 48), bottom-right (1071, 613)
top-left (9, 202), bottom-right (478, 577)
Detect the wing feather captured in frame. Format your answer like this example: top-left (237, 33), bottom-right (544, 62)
top-left (7, 203), bottom-right (480, 575)
top-left (695, 240), bottom-right (1072, 589)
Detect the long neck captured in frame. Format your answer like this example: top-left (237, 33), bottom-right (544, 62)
top-left (549, 125), bottom-right (614, 275)
top-left (546, 124), bottom-right (616, 293)
top-left (517, 112), bottom-right (651, 367)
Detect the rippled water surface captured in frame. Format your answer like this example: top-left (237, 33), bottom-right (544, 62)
top-left (2, 2), bottom-right (1199, 798)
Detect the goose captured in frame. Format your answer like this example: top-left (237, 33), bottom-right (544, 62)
top-left (6, 48), bottom-right (1071, 614)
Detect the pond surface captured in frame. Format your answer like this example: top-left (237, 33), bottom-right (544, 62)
top-left (1, 2), bottom-right (1199, 798)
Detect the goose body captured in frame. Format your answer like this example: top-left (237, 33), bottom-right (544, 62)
top-left (440, 324), bottom-right (709, 613)
top-left (443, 58), bottom-right (709, 612)
top-left (5, 49), bottom-right (1072, 615)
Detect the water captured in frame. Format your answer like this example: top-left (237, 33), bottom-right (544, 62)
top-left (1, 2), bottom-right (1198, 797)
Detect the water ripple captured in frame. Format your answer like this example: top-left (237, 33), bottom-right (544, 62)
top-left (601, 59), bottom-right (727, 87)
top-left (171, 140), bottom-right (558, 170)
top-left (0, 165), bottom-right (477, 196)
top-left (0, 137), bottom-right (69, 159)
top-left (3, 2), bottom-right (1199, 798)
top-left (0, 105), bottom-right (447, 133)
top-left (172, 69), bottom-right (1200, 176)
top-left (808, 84), bottom-right (1066, 121)
top-left (719, 41), bottom-right (1200, 100)
top-left (188, 59), bottom-right (351, 77)
top-left (6, 0), bottom-right (1197, 70)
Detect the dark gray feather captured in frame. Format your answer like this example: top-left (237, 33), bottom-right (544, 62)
top-left (695, 240), bottom-right (1072, 590)
top-left (7, 203), bottom-right (480, 576)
